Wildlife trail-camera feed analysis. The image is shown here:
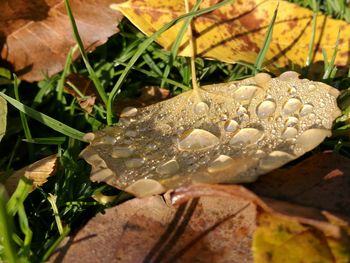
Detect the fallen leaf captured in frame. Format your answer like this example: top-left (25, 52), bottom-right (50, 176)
top-left (112, 0), bottom-right (350, 71)
top-left (0, 0), bottom-right (123, 82)
top-left (0, 96), bottom-right (6, 142)
top-left (80, 72), bottom-right (340, 197)
top-left (249, 151), bottom-right (350, 219)
top-left (65, 73), bottom-right (99, 113)
top-left (49, 194), bottom-right (256, 263)
top-left (4, 154), bottom-right (58, 194)
top-left (49, 167), bottom-right (350, 262)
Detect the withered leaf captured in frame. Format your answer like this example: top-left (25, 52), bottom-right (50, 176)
top-left (49, 194), bottom-right (256, 263)
top-left (80, 72), bottom-right (340, 197)
top-left (0, 0), bottom-right (123, 82)
top-left (49, 159), bottom-right (350, 263)
top-left (112, 0), bottom-right (350, 71)
top-left (4, 154), bottom-right (58, 194)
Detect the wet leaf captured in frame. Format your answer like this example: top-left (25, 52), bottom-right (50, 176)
top-left (113, 0), bottom-right (350, 71)
top-left (4, 155), bottom-right (58, 194)
top-left (80, 72), bottom-right (340, 197)
top-left (0, 0), bottom-right (123, 82)
top-left (0, 96), bottom-right (6, 142)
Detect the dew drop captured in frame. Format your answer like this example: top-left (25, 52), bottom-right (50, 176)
top-left (279, 71), bottom-right (299, 81)
top-left (178, 129), bottom-right (220, 151)
top-left (308, 84), bottom-right (316, 91)
top-left (95, 135), bottom-right (116, 145)
top-left (156, 159), bottom-right (180, 175)
top-left (288, 86), bottom-right (297, 94)
top-left (285, 116), bottom-right (299, 127)
top-left (259, 151), bottom-right (294, 170)
top-left (194, 101), bottom-right (209, 114)
top-left (282, 98), bottom-right (303, 115)
top-left (125, 158), bottom-right (144, 168)
top-left (224, 120), bottom-right (239, 132)
top-left (282, 127), bottom-right (298, 139)
top-left (294, 129), bottom-right (331, 155)
top-left (254, 73), bottom-right (271, 87)
top-left (83, 132), bottom-right (95, 142)
top-left (230, 128), bottom-right (264, 145)
top-left (256, 100), bottom-right (276, 119)
top-left (125, 130), bottom-right (138, 137)
top-left (237, 105), bottom-right (247, 115)
top-left (299, 104), bottom-right (313, 116)
top-left (111, 146), bottom-right (133, 158)
top-left (233, 85), bottom-right (258, 102)
top-left (120, 107), bottom-right (138, 118)
top-left (125, 179), bottom-right (165, 197)
top-left (207, 155), bottom-right (234, 173)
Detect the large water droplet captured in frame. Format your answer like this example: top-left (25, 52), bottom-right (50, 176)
top-left (254, 73), bottom-right (271, 87)
top-left (233, 85), bottom-right (258, 102)
top-left (156, 159), bottom-right (180, 175)
top-left (256, 100), bottom-right (276, 119)
top-left (83, 132), bottom-right (95, 142)
top-left (237, 105), bottom-right (247, 115)
top-left (294, 129), bottom-right (331, 155)
top-left (230, 128), bottom-right (264, 145)
top-left (279, 71), bottom-right (299, 81)
top-left (285, 116), bottom-right (299, 127)
top-left (120, 107), bottom-right (138, 118)
top-left (111, 146), bottom-right (133, 158)
top-left (95, 135), bottom-right (116, 145)
top-left (282, 98), bottom-right (302, 115)
top-left (282, 127), bottom-right (298, 139)
top-left (224, 120), bottom-right (239, 132)
top-left (259, 151), bottom-right (294, 170)
top-left (125, 179), bottom-right (165, 197)
top-left (178, 129), bottom-right (220, 151)
top-left (208, 155), bottom-right (234, 173)
top-left (125, 158), bottom-right (144, 168)
top-left (194, 101), bottom-right (209, 114)
top-left (299, 104), bottom-right (313, 116)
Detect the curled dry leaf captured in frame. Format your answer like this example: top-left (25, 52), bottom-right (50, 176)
top-left (65, 73), bottom-right (99, 113)
top-left (4, 154), bottom-right (58, 194)
top-left (0, 0), bottom-right (123, 82)
top-left (0, 96), bottom-right (6, 142)
top-left (80, 72), bottom-right (340, 197)
top-left (112, 0), bottom-right (350, 71)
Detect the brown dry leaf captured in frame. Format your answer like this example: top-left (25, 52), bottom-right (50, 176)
top-left (4, 154), bottom-right (58, 194)
top-left (80, 72), bottom-right (340, 197)
top-left (65, 73), bottom-right (99, 113)
top-left (112, 0), bottom-right (350, 72)
top-left (0, 0), bottom-right (123, 82)
top-left (49, 194), bottom-right (256, 263)
top-left (49, 156), bottom-right (350, 263)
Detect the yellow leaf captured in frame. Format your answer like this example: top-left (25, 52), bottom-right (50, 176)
top-left (113, 0), bottom-right (350, 71)
top-left (253, 211), bottom-right (334, 263)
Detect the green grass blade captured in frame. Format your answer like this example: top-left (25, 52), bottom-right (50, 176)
top-left (57, 46), bottom-right (76, 102)
top-left (304, 0), bottom-right (318, 75)
top-left (64, 0), bottom-right (108, 106)
top-left (17, 203), bottom-right (32, 258)
top-left (107, 0), bottom-right (234, 125)
top-left (40, 226), bottom-right (70, 262)
top-left (323, 29), bottom-right (340, 79)
top-left (23, 137), bottom-right (66, 145)
top-left (13, 76), bottom-right (34, 160)
top-left (0, 185), bottom-right (19, 263)
top-left (161, 0), bottom-right (202, 88)
top-left (6, 177), bottom-right (32, 216)
top-left (0, 92), bottom-right (85, 141)
top-left (254, 4), bottom-right (278, 74)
